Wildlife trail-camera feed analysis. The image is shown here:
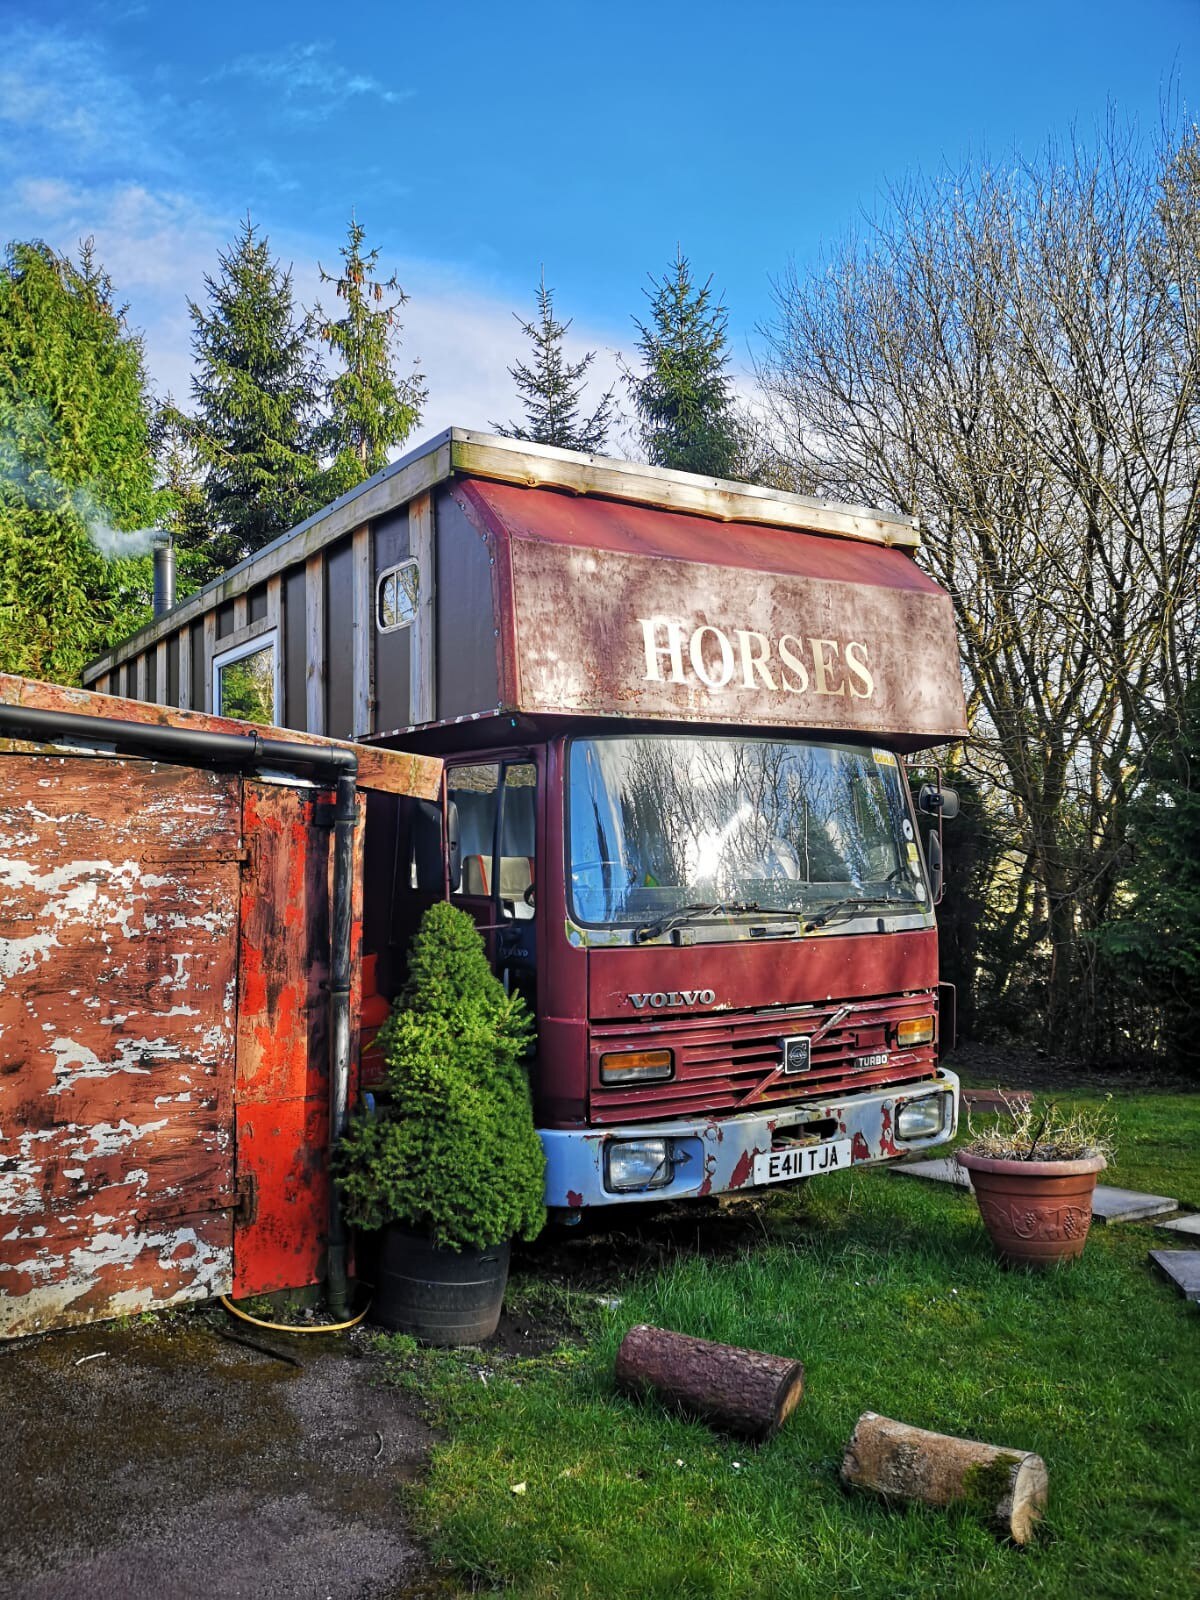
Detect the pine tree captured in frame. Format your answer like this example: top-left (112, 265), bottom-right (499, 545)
top-left (150, 401), bottom-right (212, 594)
top-left (316, 216), bottom-right (427, 500)
top-left (494, 270), bottom-right (616, 452)
top-left (0, 238), bottom-right (165, 683)
top-left (626, 248), bottom-right (746, 478)
top-left (180, 217), bottom-right (323, 572)
top-left (1100, 687), bottom-right (1200, 1072)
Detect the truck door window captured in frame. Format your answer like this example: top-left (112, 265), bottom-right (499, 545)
top-left (447, 763), bottom-right (500, 900)
top-left (499, 762), bottom-right (536, 921)
top-left (445, 758), bottom-right (538, 1018)
top-left (497, 762), bottom-right (537, 1019)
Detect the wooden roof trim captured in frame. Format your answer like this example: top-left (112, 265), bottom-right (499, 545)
top-left (447, 431), bottom-right (920, 549)
top-left (0, 674), bottom-right (442, 800)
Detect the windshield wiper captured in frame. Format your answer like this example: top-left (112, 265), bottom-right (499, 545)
top-left (634, 900), bottom-right (794, 945)
top-left (802, 895), bottom-right (921, 932)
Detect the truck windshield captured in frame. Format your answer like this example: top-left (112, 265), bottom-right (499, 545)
top-left (567, 735), bottom-right (927, 929)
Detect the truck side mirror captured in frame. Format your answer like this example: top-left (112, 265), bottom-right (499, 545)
top-left (918, 782), bottom-right (959, 819)
top-left (446, 799), bottom-right (462, 893)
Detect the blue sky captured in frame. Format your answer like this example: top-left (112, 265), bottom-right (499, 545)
top-left (1, 1), bottom-right (1195, 435)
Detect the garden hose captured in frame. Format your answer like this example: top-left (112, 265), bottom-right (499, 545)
top-left (219, 1293), bottom-right (371, 1333)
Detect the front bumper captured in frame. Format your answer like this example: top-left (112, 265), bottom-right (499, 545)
top-left (541, 1071), bottom-right (959, 1209)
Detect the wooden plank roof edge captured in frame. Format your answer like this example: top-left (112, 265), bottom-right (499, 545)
top-left (447, 431), bottom-right (921, 547)
top-left (83, 428), bottom-right (919, 678)
top-left (0, 674), bottom-right (442, 800)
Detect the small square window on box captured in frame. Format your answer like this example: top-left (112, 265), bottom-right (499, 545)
top-left (377, 560), bottom-right (419, 632)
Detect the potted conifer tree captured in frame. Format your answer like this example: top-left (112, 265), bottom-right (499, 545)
top-left (956, 1096), bottom-right (1114, 1269)
top-left (335, 902), bottom-right (546, 1344)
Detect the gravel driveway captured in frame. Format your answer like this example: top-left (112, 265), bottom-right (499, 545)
top-left (0, 1312), bottom-right (439, 1600)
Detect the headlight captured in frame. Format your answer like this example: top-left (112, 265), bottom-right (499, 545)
top-left (600, 1049), bottom-right (673, 1085)
top-left (896, 1016), bottom-right (935, 1048)
top-left (606, 1138), bottom-right (673, 1192)
top-left (896, 1096), bottom-right (947, 1140)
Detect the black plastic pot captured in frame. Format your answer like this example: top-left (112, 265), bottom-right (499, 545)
top-left (372, 1227), bottom-right (510, 1345)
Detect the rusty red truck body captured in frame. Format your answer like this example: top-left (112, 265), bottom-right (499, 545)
top-left (83, 430), bottom-right (969, 1219)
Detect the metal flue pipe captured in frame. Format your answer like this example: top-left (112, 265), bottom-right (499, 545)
top-left (152, 536), bottom-right (176, 619)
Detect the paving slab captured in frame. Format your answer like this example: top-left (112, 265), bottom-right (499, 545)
top-left (891, 1157), bottom-right (971, 1188)
top-left (891, 1160), bottom-right (1177, 1225)
top-left (1148, 1250), bottom-right (1200, 1300)
top-left (1090, 1187), bottom-right (1177, 1224)
top-left (1157, 1211), bottom-right (1200, 1236)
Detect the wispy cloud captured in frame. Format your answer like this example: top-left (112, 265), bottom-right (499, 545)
top-left (252, 158), bottom-right (301, 195)
top-left (0, 24), bottom-right (171, 176)
top-left (401, 278), bottom-right (630, 441)
top-left (6, 165), bottom-right (631, 436)
top-left (213, 42), bottom-right (412, 124)
top-left (0, 25), bottom-right (632, 447)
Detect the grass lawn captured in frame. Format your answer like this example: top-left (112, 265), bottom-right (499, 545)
top-left (380, 1090), bottom-right (1200, 1599)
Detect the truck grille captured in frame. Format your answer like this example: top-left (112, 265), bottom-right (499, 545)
top-left (588, 995), bottom-right (938, 1124)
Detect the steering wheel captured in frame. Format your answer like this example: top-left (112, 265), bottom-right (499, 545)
top-left (571, 859), bottom-right (637, 888)
top-left (523, 881), bottom-right (536, 907)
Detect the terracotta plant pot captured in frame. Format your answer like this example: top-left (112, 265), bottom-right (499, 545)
top-left (956, 1151), bottom-right (1107, 1269)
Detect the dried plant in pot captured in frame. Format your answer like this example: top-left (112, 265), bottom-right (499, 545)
top-left (335, 903), bottom-right (546, 1344)
top-left (956, 1096), bottom-right (1115, 1269)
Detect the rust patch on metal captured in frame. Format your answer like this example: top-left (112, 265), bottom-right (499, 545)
top-left (878, 1103), bottom-right (898, 1158)
top-left (697, 1149), bottom-right (718, 1197)
top-left (729, 1149), bottom-right (756, 1190)
top-left (0, 756), bottom-right (239, 1337)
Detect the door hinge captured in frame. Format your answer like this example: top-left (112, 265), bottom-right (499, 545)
top-left (139, 848), bottom-right (251, 867)
top-left (233, 1169), bottom-right (258, 1228)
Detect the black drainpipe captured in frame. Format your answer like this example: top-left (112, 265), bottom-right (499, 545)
top-left (0, 701), bottom-right (359, 1317)
top-left (324, 770), bottom-right (358, 1321)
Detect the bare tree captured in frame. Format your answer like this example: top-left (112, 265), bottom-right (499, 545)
top-left (758, 120), bottom-right (1200, 1052)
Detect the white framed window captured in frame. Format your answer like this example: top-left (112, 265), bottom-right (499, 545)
top-left (213, 629), bottom-right (280, 727)
top-left (377, 559), bottom-right (419, 633)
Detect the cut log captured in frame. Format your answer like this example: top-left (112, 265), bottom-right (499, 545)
top-left (614, 1324), bottom-right (804, 1441)
top-left (840, 1412), bottom-right (1048, 1544)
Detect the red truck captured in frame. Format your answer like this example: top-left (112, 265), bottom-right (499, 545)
top-left (84, 430), bottom-right (969, 1218)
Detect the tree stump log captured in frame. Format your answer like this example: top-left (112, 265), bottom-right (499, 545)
top-left (614, 1324), bottom-right (805, 1441)
top-left (840, 1412), bottom-right (1048, 1544)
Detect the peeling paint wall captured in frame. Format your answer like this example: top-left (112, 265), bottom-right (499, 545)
top-left (0, 757), bottom-right (240, 1337)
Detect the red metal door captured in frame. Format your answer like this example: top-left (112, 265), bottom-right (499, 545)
top-left (231, 780), bottom-right (363, 1297)
top-left (0, 755), bottom-right (242, 1337)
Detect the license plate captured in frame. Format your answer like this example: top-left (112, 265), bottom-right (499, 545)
top-left (753, 1138), bottom-right (853, 1185)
